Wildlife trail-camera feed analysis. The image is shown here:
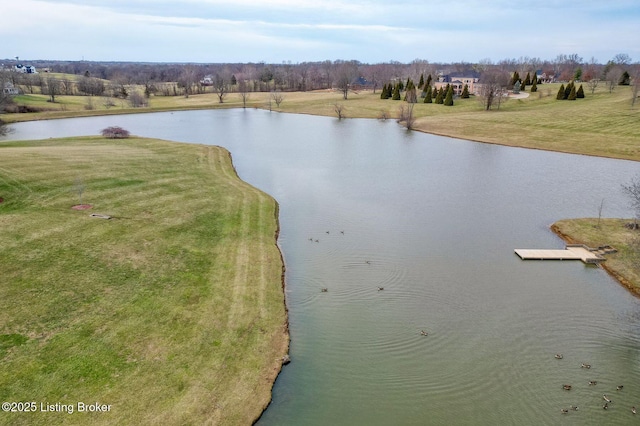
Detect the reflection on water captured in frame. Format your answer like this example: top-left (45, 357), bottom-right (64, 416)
top-left (4, 110), bottom-right (640, 425)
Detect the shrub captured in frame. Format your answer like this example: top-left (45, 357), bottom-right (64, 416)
top-left (100, 126), bottom-right (130, 139)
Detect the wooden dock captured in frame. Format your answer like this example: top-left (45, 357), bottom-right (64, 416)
top-left (514, 244), bottom-right (605, 264)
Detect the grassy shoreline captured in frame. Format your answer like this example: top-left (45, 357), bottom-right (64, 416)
top-left (552, 219), bottom-right (640, 296)
top-left (0, 136), bottom-right (288, 425)
top-left (4, 84), bottom-right (640, 162)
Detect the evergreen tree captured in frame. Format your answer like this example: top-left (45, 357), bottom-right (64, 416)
top-left (461, 84), bottom-right (469, 98)
top-left (399, 80), bottom-right (404, 91)
top-left (520, 81), bottom-right (526, 92)
top-left (231, 75), bottom-right (237, 85)
top-left (424, 85), bottom-right (432, 103)
top-left (426, 74), bottom-right (432, 88)
top-left (568, 84), bottom-right (577, 100)
top-left (530, 79), bottom-right (537, 92)
top-left (392, 83), bottom-right (401, 100)
top-left (406, 78), bottom-right (411, 90)
top-left (564, 81), bottom-right (573, 99)
top-left (509, 71), bottom-right (520, 87)
top-left (574, 67), bottom-right (582, 81)
top-left (418, 73), bottom-right (424, 89)
top-left (435, 87), bottom-right (444, 104)
top-left (576, 84), bottom-right (585, 98)
top-left (524, 72), bottom-right (531, 85)
top-left (380, 83), bottom-right (388, 99)
top-left (432, 84), bottom-right (438, 99)
top-left (556, 84), bottom-right (565, 100)
top-left (444, 85), bottom-right (454, 106)
top-left (620, 71), bottom-right (631, 85)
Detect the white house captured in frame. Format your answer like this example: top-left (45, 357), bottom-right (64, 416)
top-left (14, 64), bottom-right (37, 74)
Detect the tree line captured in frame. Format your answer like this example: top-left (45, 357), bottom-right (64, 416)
top-left (1, 53), bottom-right (638, 113)
top-left (2, 53), bottom-right (637, 94)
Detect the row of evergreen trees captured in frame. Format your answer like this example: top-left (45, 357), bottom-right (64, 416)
top-left (510, 70), bottom-right (538, 93)
top-left (380, 73), bottom-right (469, 106)
top-left (556, 81), bottom-right (585, 100)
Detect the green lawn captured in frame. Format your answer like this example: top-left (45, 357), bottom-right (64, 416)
top-left (0, 137), bottom-right (288, 425)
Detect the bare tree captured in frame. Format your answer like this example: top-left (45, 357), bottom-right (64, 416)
top-left (129, 90), bottom-right (148, 107)
top-left (44, 76), bottom-right (61, 103)
top-left (60, 78), bottom-right (75, 95)
top-left (478, 69), bottom-right (509, 110)
top-left (587, 78), bottom-right (600, 94)
top-left (612, 53), bottom-right (632, 66)
top-left (0, 72), bottom-right (15, 135)
top-left (362, 63), bottom-right (393, 94)
top-left (333, 61), bottom-right (359, 100)
top-left (214, 73), bottom-right (229, 103)
top-left (178, 66), bottom-right (198, 98)
top-left (271, 90), bottom-right (284, 107)
top-left (397, 104), bottom-right (415, 130)
top-left (78, 76), bottom-right (105, 96)
top-left (622, 175), bottom-right (640, 225)
top-left (18, 73), bottom-right (39, 94)
top-left (333, 103), bottom-right (346, 119)
top-left (1, 70), bottom-right (15, 112)
top-left (296, 63), bottom-right (309, 91)
top-left (238, 79), bottom-right (250, 108)
top-left (604, 65), bottom-right (623, 93)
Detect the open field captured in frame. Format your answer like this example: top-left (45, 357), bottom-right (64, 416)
top-left (0, 136), bottom-right (288, 425)
top-left (4, 82), bottom-right (640, 161)
top-left (552, 219), bottom-right (640, 296)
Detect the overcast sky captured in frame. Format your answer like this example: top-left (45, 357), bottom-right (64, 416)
top-left (3, 0), bottom-right (640, 64)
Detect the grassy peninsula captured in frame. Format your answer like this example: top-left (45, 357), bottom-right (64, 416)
top-left (0, 137), bottom-right (288, 425)
top-left (552, 219), bottom-right (640, 296)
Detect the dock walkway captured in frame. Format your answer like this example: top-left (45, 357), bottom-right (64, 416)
top-left (514, 244), bottom-right (605, 264)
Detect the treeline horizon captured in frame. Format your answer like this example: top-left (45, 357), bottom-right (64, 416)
top-left (2, 53), bottom-right (638, 99)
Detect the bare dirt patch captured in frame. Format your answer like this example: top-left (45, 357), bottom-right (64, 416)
top-left (71, 204), bottom-right (93, 210)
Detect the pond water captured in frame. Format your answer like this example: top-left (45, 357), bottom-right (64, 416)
top-left (3, 110), bottom-right (640, 425)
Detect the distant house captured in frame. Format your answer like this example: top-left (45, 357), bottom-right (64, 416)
top-left (351, 76), bottom-right (374, 91)
top-left (200, 75), bottom-right (214, 86)
top-left (535, 70), bottom-right (554, 83)
top-left (14, 64), bottom-right (37, 74)
top-left (3, 82), bottom-right (19, 95)
top-left (434, 71), bottom-right (481, 95)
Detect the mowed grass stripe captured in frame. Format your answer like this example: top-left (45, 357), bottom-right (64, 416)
top-left (0, 137), bottom-right (288, 426)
